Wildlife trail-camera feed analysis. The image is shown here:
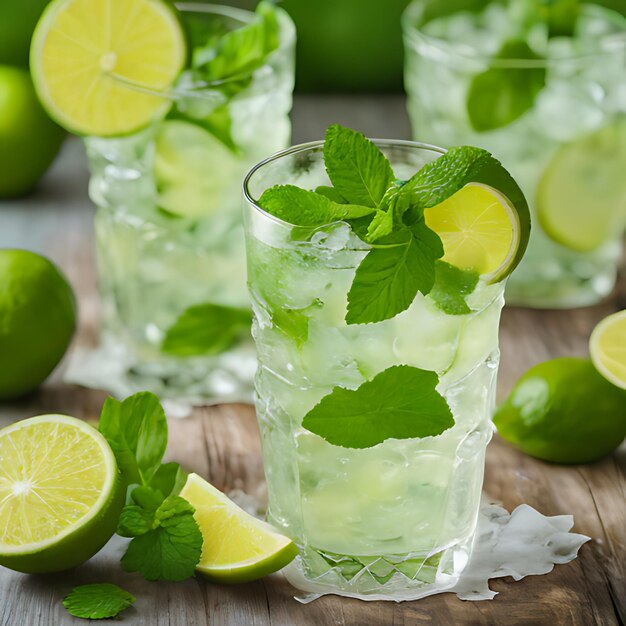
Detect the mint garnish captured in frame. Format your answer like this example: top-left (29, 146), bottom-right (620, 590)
top-left (98, 392), bottom-right (168, 486)
top-left (257, 125), bottom-right (529, 325)
top-left (346, 224), bottom-right (443, 324)
top-left (162, 302), bottom-right (252, 357)
top-left (302, 365), bottom-right (454, 448)
top-left (467, 39), bottom-right (546, 133)
top-left (118, 492), bottom-right (203, 582)
top-left (429, 261), bottom-right (480, 315)
top-left (323, 124), bottom-right (394, 207)
top-left (63, 584), bottom-right (135, 620)
top-left (258, 185), bottom-right (375, 226)
top-left (98, 392), bottom-right (203, 583)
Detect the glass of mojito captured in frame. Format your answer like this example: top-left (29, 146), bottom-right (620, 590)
top-left (403, 0), bottom-right (626, 308)
top-left (29, 0), bottom-right (295, 402)
top-left (243, 125), bottom-right (529, 598)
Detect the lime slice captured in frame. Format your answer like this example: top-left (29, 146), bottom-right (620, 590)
top-left (180, 473), bottom-right (298, 583)
top-left (590, 309), bottom-right (626, 390)
top-left (0, 414), bottom-right (124, 573)
top-left (30, 0), bottom-right (186, 136)
top-left (494, 357), bottom-right (626, 464)
top-left (424, 182), bottom-right (520, 282)
top-left (537, 124), bottom-right (626, 252)
top-left (155, 120), bottom-right (242, 217)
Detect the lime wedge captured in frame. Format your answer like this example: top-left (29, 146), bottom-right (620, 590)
top-left (537, 124), bottom-right (626, 252)
top-left (155, 120), bottom-right (242, 217)
top-left (0, 414), bottom-right (124, 573)
top-left (30, 0), bottom-right (186, 136)
top-left (180, 473), bottom-right (298, 583)
top-left (590, 309), bottom-right (626, 390)
top-left (424, 182), bottom-right (520, 282)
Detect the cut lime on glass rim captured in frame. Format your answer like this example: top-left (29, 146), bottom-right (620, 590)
top-left (0, 414), bottom-right (124, 573)
top-left (590, 309), bottom-right (626, 390)
top-left (537, 123), bottom-right (626, 253)
top-left (30, 0), bottom-right (187, 137)
top-left (424, 182), bottom-right (522, 283)
top-left (180, 473), bottom-right (298, 583)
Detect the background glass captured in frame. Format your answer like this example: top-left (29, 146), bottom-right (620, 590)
top-left (403, 1), bottom-right (626, 308)
top-left (85, 4), bottom-right (295, 403)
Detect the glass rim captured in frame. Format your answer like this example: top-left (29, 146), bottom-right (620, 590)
top-left (402, 1), bottom-right (626, 68)
top-left (243, 138), bottom-right (447, 229)
top-left (106, 2), bottom-right (294, 101)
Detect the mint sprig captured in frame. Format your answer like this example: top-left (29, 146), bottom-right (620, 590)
top-left (257, 125), bottom-right (528, 325)
top-left (118, 491), bottom-right (203, 582)
top-left (302, 365), bottom-right (454, 448)
top-left (63, 584), bottom-right (135, 620)
top-left (430, 262), bottom-right (480, 315)
top-left (162, 302), bottom-right (251, 357)
top-left (98, 392), bottom-right (203, 583)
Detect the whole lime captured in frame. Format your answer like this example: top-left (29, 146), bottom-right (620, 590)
top-left (494, 357), bottom-right (626, 464)
top-left (0, 249), bottom-right (76, 399)
top-left (0, 0), bottom-right (50, 67)
top-left (0, 65), bottom-right (65, 197)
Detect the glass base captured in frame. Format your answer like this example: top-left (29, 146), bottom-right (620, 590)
top-left (283, 538), bottom-right (473, 601)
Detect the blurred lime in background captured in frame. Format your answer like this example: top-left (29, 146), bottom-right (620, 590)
top-left (0, 0), bottom-right (50, 67)
top-left (0, 249), bottom-right (76, 399)
top-left (0, 66), bottom-right (65, 197)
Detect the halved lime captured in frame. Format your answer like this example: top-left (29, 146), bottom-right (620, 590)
top-left (30, 0), bottom-right (187, 136)
top-left (180, 473), bottom-right (298, 583)
top-left (0, 414), bottom-right (124, 573)
top-left (424, 182), bottom-right (520, 282)
top-left (537, 123), bottom-right (626, 252)
top-left (590, 309), bottom-right (626, 390)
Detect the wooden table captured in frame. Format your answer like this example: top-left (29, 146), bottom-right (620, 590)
top-left (0, 96), bottom-right (624, 626)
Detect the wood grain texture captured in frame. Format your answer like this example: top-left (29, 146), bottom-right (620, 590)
top-left (0, 95), bottom-right (624, 625)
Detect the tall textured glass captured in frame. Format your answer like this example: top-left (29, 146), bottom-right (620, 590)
top-left (243, 141), bottom-right (504, 599)
top-left (403, 1), bottom-right (626, 308)
top-left (85, 4), bottom-right (295, 402)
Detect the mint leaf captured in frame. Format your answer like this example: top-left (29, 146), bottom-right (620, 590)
top-left (323, 125), bottom-right (394, 207)
top-left (63, 584), bottom-right (135, 620)
top-left (117, 486), bottom-right (163, 537)
top-left (120, 496), bottom-right (203, 582)
top-left (258, 184), bottom-right (375, 226)
top-left (99, 392), bottom-right (167, 486)
top-left (346, 222), bottom-right (443, 325)
top-left (150, 462), bottom-right (188, 499)
top-left (272, 306), bottom-right (310, 346)
top-left (315, 185), bottom-right (348, 204)
top-left (162, 303), bottom-right (251, 357)
top-left (429, 261), bottom-right (479, 315)
top-left (467, 40), bottom-right (546, 132)
top-left (419, 0), bottom-right (491, 25)
top-left (302, 365), bottom-right (454, 448)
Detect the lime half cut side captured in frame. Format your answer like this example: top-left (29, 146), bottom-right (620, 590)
top-left (590, 309), bottom-right (626, 390)
top-left (424, 182), bottom-right (521, 283)
top-left (537, 123), bottom-right (626, 253)
top-left (30, 0), bottom-right (187, 136)
top-left (0, 414), bottom-right (124, 573)
top-left (180, 473), bottom-right (298, 583)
